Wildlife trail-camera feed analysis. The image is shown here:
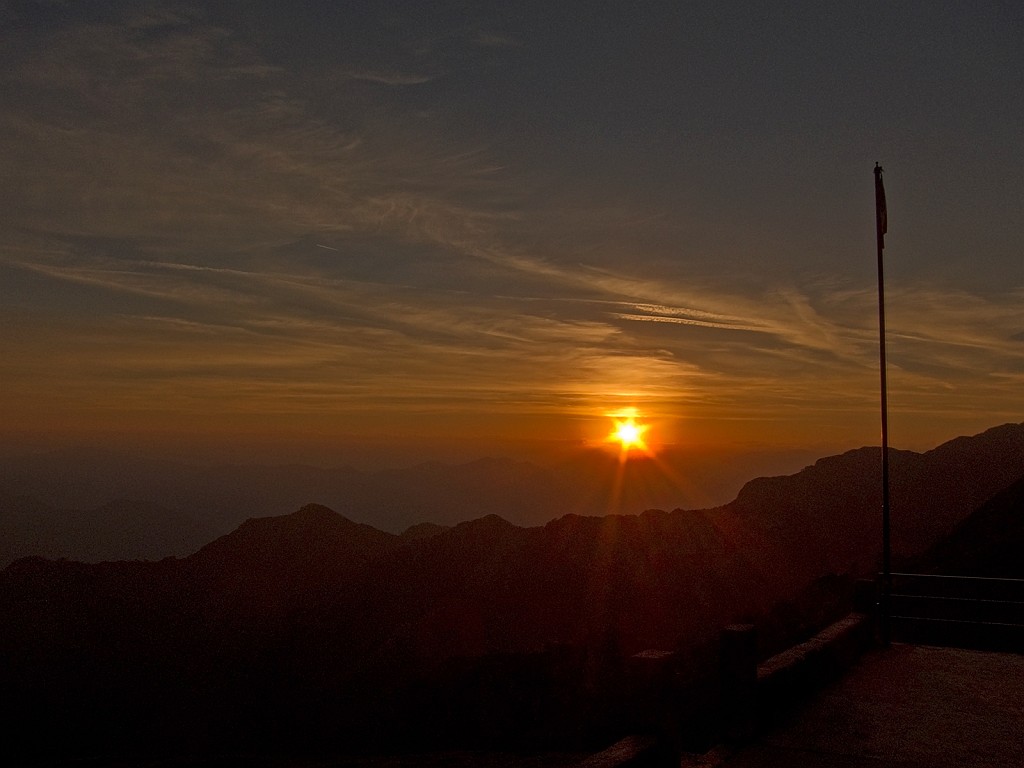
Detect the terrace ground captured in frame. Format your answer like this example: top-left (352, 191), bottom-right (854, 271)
top-left (713, 643), bottom-right (1024, 768)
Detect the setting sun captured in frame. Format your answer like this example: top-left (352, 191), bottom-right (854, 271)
top-left (614, 421), bottom-right (642, 447)
top-left (607, 411), bottom-right (650, 454)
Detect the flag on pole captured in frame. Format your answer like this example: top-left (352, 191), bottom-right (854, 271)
top-left (873, 161), bottom-right (891, 645)
top-left (874, 163), bottom-right (887, 249)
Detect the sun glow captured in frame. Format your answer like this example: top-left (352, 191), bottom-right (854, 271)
top-left (606, 409), bottom-right (650, 455)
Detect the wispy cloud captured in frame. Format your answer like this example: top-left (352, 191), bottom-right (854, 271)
top-left (473, 32), bottom-right (519, 48)
top-left (338, 70), bottom-right (437, 86)
top-left (2, 2), bottom-right (1022, 452)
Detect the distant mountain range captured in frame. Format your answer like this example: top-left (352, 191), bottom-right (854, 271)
top-left (2, 423), bottom-right (1022, 758)
top-left (3, 424), bottom-right (1022, 568)
top-left (0, 443), bottom-right (818, 566)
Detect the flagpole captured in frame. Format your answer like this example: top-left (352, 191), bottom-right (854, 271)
top-left (874, 162), bottom-right (892, 646)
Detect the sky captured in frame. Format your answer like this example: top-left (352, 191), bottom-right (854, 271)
top-left (2, 0), bottom-right (1022, 468)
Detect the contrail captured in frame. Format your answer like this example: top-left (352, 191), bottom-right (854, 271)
top-left (315, 243), bottom-right (339, 251)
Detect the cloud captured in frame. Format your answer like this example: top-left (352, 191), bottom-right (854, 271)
top-left (473, 32), bottom-right (519, 48)
top-left (338, 70), bottom-right (437, 86)
top-left (3, 2), bottom-right (1022, 448)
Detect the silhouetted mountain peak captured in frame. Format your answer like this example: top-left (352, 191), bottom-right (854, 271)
top-left (929, 421), bottom-right (1024, 454)
top-left (448, 513), bottom-right (520, 536)
top-left (440, 514), bottom-right (528, 551)
top-left (224, 504), bottom-right (354, 542)
top-left (190, 503), bottom-right (398, 570)
top-left (291, 502), bottom-right (353, 523)
top-left (724, 422), bottom-right (1024, 568)
top-left (455, 512), bottom-right (515, 529)
top-left (923, 422), bottom-right (1024, 479)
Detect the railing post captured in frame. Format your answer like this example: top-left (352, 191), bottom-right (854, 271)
top-left (854, 578), bottom-right (877, 615)
top-left (854, 578), bottom-right (880, 648)
top-left (627, 650), bottom-right (679, 742)
top-left (720, 624), bottom-right (757, 743)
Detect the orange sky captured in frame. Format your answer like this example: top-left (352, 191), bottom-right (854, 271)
top-left (2, 2), bottom-right (1022, 468)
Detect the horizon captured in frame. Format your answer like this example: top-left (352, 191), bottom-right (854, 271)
top-left (3, 2), bottom-right (1023, 465)
top-left (3, 420), bottom-right (1018, 526)
top-left (0, 419), bottom-right (1005, 475)
top-left (4, 419), bottom-right (1020, 570)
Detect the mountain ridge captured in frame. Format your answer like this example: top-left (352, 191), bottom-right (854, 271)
top-left (3, 422), bottom-right (1023, 757)
top-left (3, 423), bottom-right (1023, 567)
top-left (0, 442), bottom-right (821, 564)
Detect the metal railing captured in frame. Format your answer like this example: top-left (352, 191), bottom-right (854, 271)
top-left (887, 572), bottom-right (1024, 653)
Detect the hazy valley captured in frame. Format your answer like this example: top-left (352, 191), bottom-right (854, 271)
top-left (0, 443), bottom-right (818, 567)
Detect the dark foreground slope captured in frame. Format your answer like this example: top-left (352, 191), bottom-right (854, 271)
top-left (0, 506), bottom-right (813, 761)
top-left (2, 423), bottom-right (1023, 760)
top-left (920, 473), bottom-right (1024, 577)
